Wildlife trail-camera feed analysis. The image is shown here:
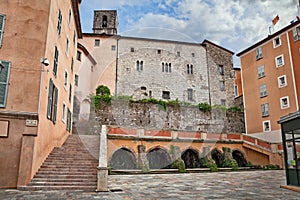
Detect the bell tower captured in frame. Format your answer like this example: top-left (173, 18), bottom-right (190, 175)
top-left (93, 10), bottom-right (118, 35)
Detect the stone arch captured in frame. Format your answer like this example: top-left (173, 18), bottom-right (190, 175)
top-left (110, 147), bottom-right (137, 169)
top-left (147, 147), bottom-right (171, 169)
top-left (211, 148), bottom-right (223, 167)
top-left (181, 148), bottom-right (201, 168)
top-left (79, 99), bottom-right (90, 121)
top-left (232, 149), bottom-right (247, 167)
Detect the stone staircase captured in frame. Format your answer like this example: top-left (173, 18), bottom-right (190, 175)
top-left (20, 134), bottom-right (98, 191)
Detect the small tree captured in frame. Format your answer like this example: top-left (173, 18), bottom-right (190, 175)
top-left (96, 85), bottom-right (111, 96)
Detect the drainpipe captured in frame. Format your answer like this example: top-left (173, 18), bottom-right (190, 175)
top-left (115, 35), bottom-right (120, 96)
top-left (204, 43), bottom-right (212, 106)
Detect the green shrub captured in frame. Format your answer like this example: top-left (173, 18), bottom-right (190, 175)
top-left (213, 104), bottom-right (228, 111)
top-left (204, 158), bottom-right (218, 172)
top-left (172, 159), bottom-right (186, 173)
top-left (198, 102), bottom-right (211, 112)
top-left (228, 106), bottom-right (242, 112)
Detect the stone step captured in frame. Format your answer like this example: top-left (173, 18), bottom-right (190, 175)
top-left (33, 174), bottom-right (97, 179)
top-left (31, 178), bottom-right (97, 182)
top-left (19, 185), bottom-right (96, 191)
top-left (29, 181), bottom-right (97, 186)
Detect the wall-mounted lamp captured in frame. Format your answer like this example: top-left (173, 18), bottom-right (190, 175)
top-left (40, 58), bottom-right (50, 66)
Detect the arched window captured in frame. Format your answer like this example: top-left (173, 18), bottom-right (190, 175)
top-left (187, 64), bottom-right (190, 73)
top-left (102, 15), bottom-right (107, 27)
top-left (136, 60), bottom-right (140, 71)
top-left (169, 63), bottom-right (171, 72)
top-left (165, 63), bottom-right (168, 72)
top-left (190, 64), bottom-right (193, 74)
top-left (162, 63), bottom-right (164, 72)
top-left (140, 61), bottom-right (143, 71)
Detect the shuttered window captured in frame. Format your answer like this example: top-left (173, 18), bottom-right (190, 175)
top-left (53, 46), bottom-right (59, 76)
top-left (66, 108), bottom-right (72, 132)
top-left (57, 9), bottom-right (62, 36)
top-left (47, 78), bottom-right (58, 123)
top-left (0, 14), bottom-right (6, 48)
top-left (0, 60), bottom-right (11, 107)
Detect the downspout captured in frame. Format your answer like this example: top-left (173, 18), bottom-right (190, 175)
top-left (115, 35), bottom-right (120, 96)
top-left (204, 43), bottom-right (212, 106)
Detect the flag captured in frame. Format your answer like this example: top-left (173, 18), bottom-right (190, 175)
top-left (272, 15), bottom-right (279, 26)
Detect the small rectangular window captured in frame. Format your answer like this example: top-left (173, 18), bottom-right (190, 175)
top-left (221, 99), bottom-right (226, 106)
top-left (258, 65), bottom-right (265, 78)
top-left (0, 14), bottom-right (6, 48)
top-left (162, 91), bottom-right (170, 100)
top-left (75, 74), bottom-right (79, 86)
top-left (68, 9), bottom-right (72, 26)
top-left (219, 65), bottom-right (224, 75)
top-left (261, 103), bottom-right (269, 117)
top-left (260, 84), bottom-right (267, 98)
top-left (53, 46), bottom-right (59, 76)
top-left (263, 120), bottom-right (271, 132)
top-left (280, 96), bottom-right (290, 109)
top-left (292, 26), bottom-right (300, 41)
top-left (256, 46), bottom-right (263, 60)
top-left (130, 47), bottom-right (134, 52)
top-left (62, 102), bottom-right (66, 123)
top-left (191, 53), bottom-right (195, 57)
top-left (273, 37), bottom-right (281, 48)
top-left (95, 39), bottom-right (100, 47)
top-left (71, 57), bottom-right (74, 72)
top-left (177, 51), bottom-right (180, 56)
top-left (187, 89), bottom-right (193, 101)
top-left (64, 70), bottom-right (68, 88)
top-left (66, 37), bottom-right (69, 55)
top-left (0, 60), bottom-right (11, 107)
top-left (278, 75), bottom-right (287, 88)
top-left (157, 49), bottom-right (162, 54)
top-left (275, 55), bottom-right (284, 67)
top-left (220, 81), bottom-right (225, 91)
top-left (234, 85), bottom-right (238, 97)
top-left (76, 51), bottom-right (81, 61)
top-left (57, 9), bottom-right (62, 36)
top-left (111, 45), bottom-right (116, 51)
top-left (69, 84), bottom-right (72, 103)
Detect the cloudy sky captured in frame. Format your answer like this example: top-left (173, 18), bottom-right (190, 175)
top-left (79, 0), bottom-right (300, 66)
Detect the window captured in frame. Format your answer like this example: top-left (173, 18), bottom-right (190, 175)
top-left (47, 79), bottom-right (58, 123)
top-left (75, 74), bottom-right (79, 86)
top-left (111, 45), bottom-right (116, 51)
top-left (66, 37), bottom-right (69, 55)
top-left (0, 60), bottom-right (11, 107)
top-left (260, 84), bottom-right (267, 98)
top-left (95, 39), bottom-right (100, 47)
top-left (64, 70), bottom-right (68, 88)
top-left (162, 63), bottom-right (164, 72)
top-left (73, 30), bottom-right (76, 45)
top-left (69, 84), bottom-right (72, 103)
top-left (273, 37), bottom-right (281, 48)
top-left (221, 99), bottom-right (226, 106)
top-left (258, 65), bottom-right (265, 78)
top-left (76, 51), bottom-right (81, 61)
top-left (187, 89), bottom-right (193, 101)
top-left (162, 91), bottom-right (170, 100)
top-left (71, 57), bottom-right (74, 72)
top-left (68, 9), bottom-right (72, 26)
top-left (136, 60), bottom-right (143, 71)
top-left (62, 102), bottom-right (66, 123)
top-left (275, 55), bottom-right (284, 67)
top-left (263, 120), bottom-right (271, 132)
top-left (280, 96), bottom-right (290, 109)
top-left (130, 47), bottom-right (134, 52)
top-left (57, 9), bottom-right (62, 36)
top-left (0, 14), bottom-right (6, 48)
top-left (157, 49), bottom-right (162, 54)
top-left (102, 15), bottom-right (107, 27)
top-left (169, 63), bottom-right (171, 72)
top-left (66, 108), bottom-right (72, 132)
top-left (256, 46), bottom-right (263, 60)
top-left (292, 26), bottom-right (300, 41)
top-left (53, 46), bottom-right (59, 76)
top-left (187, 64), bottom-right (193, 74)
top-left (261, 103), bottom-right (269, 117)
top-left (220, 81), bottom-right (225, 91)
top-left (278, 75), bottom-right (287, 88)
top-left (219, 65), bottom-right (224, 75)
top-left (191, 53), bottom-right (195, 57)
top-left (177, 51), bottom-right (180, 56)
top-left (141, 86), bottom-right (146, 90)
top-left (234, 85), bottom-right (238, 97)
top-left (165, 63), bottom-right (169, 72)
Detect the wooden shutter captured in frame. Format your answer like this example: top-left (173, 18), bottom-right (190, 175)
top-left (0, 60), bottom-right (10, 107)
top-left (57, 10), bottom-right (62, 35)
top-left (47, 79), bottom-right (53, 119)
top-left (0, 14), bottom-right (6, 48)
top-left (53, 46), bottom-right (58, 76)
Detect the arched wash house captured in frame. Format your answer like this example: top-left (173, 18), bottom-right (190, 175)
top-left (76, 10), bottom-right (235, 112)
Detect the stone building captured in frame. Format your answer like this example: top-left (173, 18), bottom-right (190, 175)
top-left (0, 0), bottom-right (82, 188)
top-left (75, 10), bottom-right (236, 121)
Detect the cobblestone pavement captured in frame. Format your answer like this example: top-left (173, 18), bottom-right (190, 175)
top-left (1, 170), bottom-right (300, 200)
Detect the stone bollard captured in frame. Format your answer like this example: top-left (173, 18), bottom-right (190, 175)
top-left (97, 125), bottom-right (109, 192)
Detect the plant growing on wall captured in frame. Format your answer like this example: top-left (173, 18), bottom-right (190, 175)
top-left (198, 102), bottom-right (211, 112)
top-left (91, 85), bottom-right (112, 109)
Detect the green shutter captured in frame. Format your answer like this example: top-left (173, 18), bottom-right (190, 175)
top-left (66, 108), bottom-right (72, 132)
top-left (57, 10), bottom-right (62, 36)
top-left (47, 79), bottom-right (53, 119)
top-left (53, 87), bottom-right (58, 123)
top-left (0, 14), bottom-right (6, 48)
top-left (0, 60), bottom-right (11, 107)
top-left (71, 57), bottom-right (74, 72)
